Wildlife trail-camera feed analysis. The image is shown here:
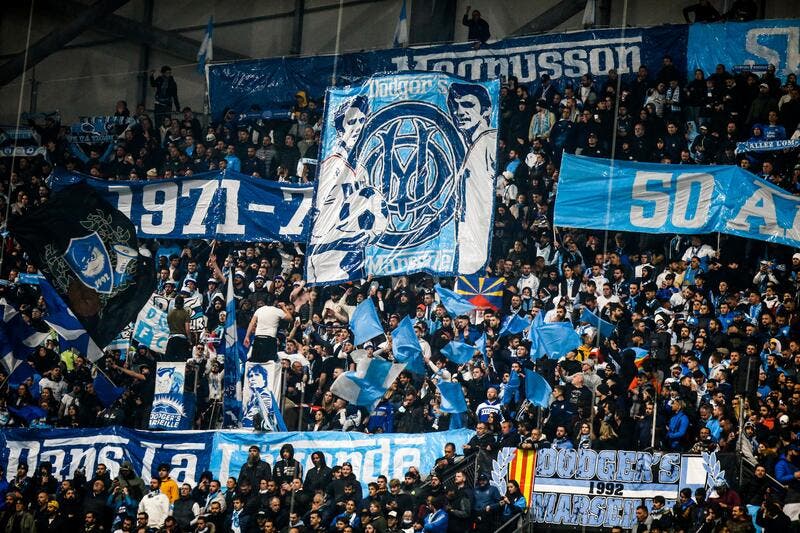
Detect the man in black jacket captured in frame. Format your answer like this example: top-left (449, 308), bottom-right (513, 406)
top-left (462, 6), bottom-right (490, 45)
top-left (303, 452), bottom-right (332, 494)
top-left (238, 446), bottom-right (271, 488)
top-left (273, 444), bottom-right (303, 486)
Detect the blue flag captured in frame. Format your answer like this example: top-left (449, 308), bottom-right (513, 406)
top-left (528, 312), bottom-right (581, 359)
top-left (38, 278), bottom-right (103, 361)
top-left (437, 381), bottom-right (467, 413)
top-left (441, 340), bottom-right (477, 365)
top-left (0, 299), bottom-right (48, 378)
top-left (524, 369), bottom-right (552, 408)
top-left (435, 284), bottom-right (476, 317)
top-left (351, 299), bottom-right (385, 346)
top-left (222, 277), bottom-right (244, 427)
top-left (6, 361), bottom-right (35, 389)
top-left (93, 372), bottom-right (125, 408)
top-left (502, 370), bottom-right (520, 405)
top-left (475, 333), bottom-right (489, 369)
top-left (392, 0), bottom-right (409, 47)
top-left (498, 314), bottom-right (530, 337)
top-left (392, 317), bottom-right (426, 375)
top-left (580, 308), bottom-right (616, 338)
top-left (9, 405), bottom-right (47, 425)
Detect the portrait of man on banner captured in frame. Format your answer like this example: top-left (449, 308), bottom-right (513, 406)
top-left (242, 362), bottom-right (285, 431)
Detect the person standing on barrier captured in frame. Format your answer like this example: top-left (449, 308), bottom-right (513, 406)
top-left (244, 302), bottom-right (294, 362)
top-left (164, 296), bottom-right (191, 362)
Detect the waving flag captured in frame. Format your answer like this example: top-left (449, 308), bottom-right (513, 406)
top-left (580, 308), bottom-right (616, 338)
top-left (498, 314), bottom-right (530, 337)
top-left (197, 16), bottom-right (214, 74)
top-left (38, 278), bottom-right (103, 361)
top-left (93, 372), bottom-right (125, 408)
top-left (508, 449), bottom-right (537, 503)
top-left (441, 340), bottom-right (477, 365)
top-left (528, 311), bottom-right (581, 359)
top-left (502, 370), bottom-right (521, 405)
top-left (222, 276), bottom-right (244, 427)
top-left (392, 0), bottom-right (409, 47)
top-left (455, 275), bottom-right (505, 310)
top-left (350, 298), bottom-right (385, 345)
top-left (391, 316), bottom-right (426, 375)
top-left (630, 347), bottom-right (651, 368)
top-left (437, 381), bottom-right (467, 413)
top-left (331, 357), bottom-right (406, 406)
top-left (8, 183), bottom-right (155, 349)
top-left (524, 369), bottom-right (552, 407)
top-left (435, 283), bottom-right (477, 317)
top-left (0, 299), bottom-right (48, 371)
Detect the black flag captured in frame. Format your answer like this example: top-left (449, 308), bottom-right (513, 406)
top-left (9, 183), bottom-right (155, 348)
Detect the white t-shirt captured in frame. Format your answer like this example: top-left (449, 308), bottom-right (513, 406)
top-left (254, 305), bottom-right (285, 337)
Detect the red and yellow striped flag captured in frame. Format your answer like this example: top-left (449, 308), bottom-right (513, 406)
top-left (507, 449), bottom-right (536, 500)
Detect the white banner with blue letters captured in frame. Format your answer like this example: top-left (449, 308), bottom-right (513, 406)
top-left (306, 73), bottom-right (499, 284)
top-left (48, 170), bottom-right (313, 242)
top-left (530, 448), bottom-right (712, 529)
top-left (0, 428), bottom-right (473, 490)
top-left (554, 154), bottom-right (800, 249)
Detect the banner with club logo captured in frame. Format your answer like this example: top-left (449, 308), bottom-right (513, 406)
top-left (66, 116), bottom-right (137, 162)
top-left (241, 362), bottom-right (285, 431)
top-left (306, 73), bottom-right (499, 284)
top-left (149, 362), bottom-right (193, 430)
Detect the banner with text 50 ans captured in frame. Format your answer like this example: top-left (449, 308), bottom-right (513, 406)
top-left (553, 154), bottom-right (800, 249)
top-left (48, 170), bottom-right (313, 243)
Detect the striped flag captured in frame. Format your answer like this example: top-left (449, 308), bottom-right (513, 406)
top-left (507, 449), bottom-right (536, 501)
top-left (197, 16), bottom-right (214, 74)
top-left (631, 347), bottom-right (650, 368)
top-left (392, 0), bottom-right (409, 47)
top-left (455, 275), bottom-right (505, 310)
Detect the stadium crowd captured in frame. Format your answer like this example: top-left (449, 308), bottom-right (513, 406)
top-left (2, 7), bottom-right (800, 531)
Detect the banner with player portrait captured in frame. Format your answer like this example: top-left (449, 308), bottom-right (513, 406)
top-left (306, 73), bottom-right (499, 285)
top-left (149, 362), bottom-right (194, 430)
top-left (241, 362), bottom-right (286, 431)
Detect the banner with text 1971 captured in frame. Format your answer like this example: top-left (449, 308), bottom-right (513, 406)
top-left (306, 73), bottom-right (499, 285)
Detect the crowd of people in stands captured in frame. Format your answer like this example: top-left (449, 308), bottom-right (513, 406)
top-left (1, 2), bottom-right (800, 529)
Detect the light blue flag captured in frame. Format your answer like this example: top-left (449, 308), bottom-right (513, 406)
top-left (437, 381), bottom-right (467, 413)
top-left (441, 340), bottom-right (477, 365)
top-left (222, 277), bottom-right (243, 427)
top-left (580, 308), bottom-right (616, 338)
top-left (392, 316), bottom-right (426, 374)
top-left (351, 298), bottom-right (385, 345)
top-left (435, 284), bottom-right (476, 317)
top-left (475, 333), bottom-right (488, 369)
top-left (529, 317), bottom-right (581, 360)
top-left (502, 370), bottom-right (520, 405)
top-left (331, 357), bottom-right (406, 406)
top-left (498, 314), bottom-right (530, 337)
top-left (38, 278), bottom-right (103, 361)
top-left (197, 16), bottom-right (213, 74)
top-left (524, 369), bottom-right (552, 408)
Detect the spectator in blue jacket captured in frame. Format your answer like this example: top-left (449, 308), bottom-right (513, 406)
top-left (667, 399), bottom-right (690, 450)
top-left (420, 495), bottom-right (448, 533)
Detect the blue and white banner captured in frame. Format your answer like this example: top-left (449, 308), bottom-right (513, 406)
top-left (736, 138), bottom-right (800, 154)
top-left (132, 295), bottom-right (169, 354)
top-left (209, 429), bottom-right (474, 491)
top-left (553, 154), bottom-right (800, 249)
top-left (208, 25), bottom-right (686, 120)
top-left (1, 146), bottom-right (46, 157)
top-left (687, 19), bottom-right (800, 78)
top-left (49, 170), bottom-right (313, 242)
top-left (306, 72), bottom-right (499, 284)
top-left (150, 362), bottom-right (192, 430)
top-left (241, 362), bottom-right (285, 431)
top-left (0, 428), bottom-right (474, 489)
top-left (531, 448), bottom-right (709, 529)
